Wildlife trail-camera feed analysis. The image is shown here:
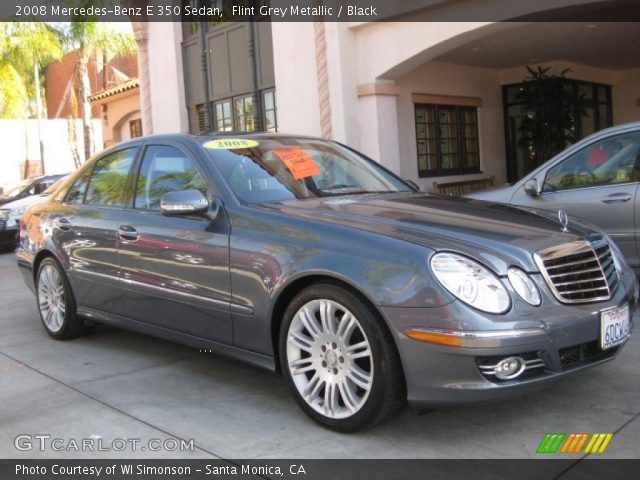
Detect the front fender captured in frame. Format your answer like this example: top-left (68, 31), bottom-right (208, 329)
top-left (227, 207), bottom-right (452, 356)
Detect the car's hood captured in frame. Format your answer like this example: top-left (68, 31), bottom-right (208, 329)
top-left (464, 183), bottom-right (514, 202)
top-left (0, 193), bottom-right (49, 211)
top-left (0, 194), bottom-right (20, 205)
top-left (267, 192), bottom-right (600, 274)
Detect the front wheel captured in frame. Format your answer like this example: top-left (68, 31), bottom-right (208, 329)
top-left (279, 284), bottom-right (405, 432)
top-left (36, 257), bottom-right (90, 340)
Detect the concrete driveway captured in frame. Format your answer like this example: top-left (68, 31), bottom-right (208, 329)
top-left (1, 251), bottom-right (638, 459)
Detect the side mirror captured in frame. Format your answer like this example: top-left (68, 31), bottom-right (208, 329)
top-left (523, 178), bottom-right (540, 197)
top-left (160, 190), bottom-right (210, 216)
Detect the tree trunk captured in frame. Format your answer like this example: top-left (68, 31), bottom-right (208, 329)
top-left (78, 50), bottom-right (94, 161)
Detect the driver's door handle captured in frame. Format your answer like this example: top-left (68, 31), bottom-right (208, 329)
top-left (118, 225), bottom-right (138, 241)
top-left (601, 193), bottom-right (632, 204)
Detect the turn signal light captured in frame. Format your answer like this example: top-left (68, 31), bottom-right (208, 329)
top-left (404, 328), bottom-right (462, 347)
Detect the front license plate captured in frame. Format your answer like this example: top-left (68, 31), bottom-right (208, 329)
top-left (600, 305), bottom-right (630, 350)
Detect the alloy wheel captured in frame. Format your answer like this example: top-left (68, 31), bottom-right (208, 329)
top-left (286, 299), bottom-right (374, 419)
top-left (38, 264), bottom-right (66, 333)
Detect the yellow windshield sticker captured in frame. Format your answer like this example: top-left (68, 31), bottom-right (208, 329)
top-left (203, 138), bottom-right (259, 149)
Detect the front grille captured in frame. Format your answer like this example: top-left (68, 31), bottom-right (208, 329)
top-left (559, 341), bottom-right (619, 370)
top-left (0, 219), bottom-right (5, 230)
top-left (535, 240), bottom-right (618, 304)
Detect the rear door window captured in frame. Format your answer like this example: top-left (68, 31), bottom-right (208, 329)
top-left (64, 169), bottom-right (92, 204)
top-left (84, 148), bottom-right (137, 207)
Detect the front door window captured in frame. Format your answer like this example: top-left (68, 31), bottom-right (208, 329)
top-left (543, 132), bottom-right (640, 192)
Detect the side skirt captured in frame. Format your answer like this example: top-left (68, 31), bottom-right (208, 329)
top-left (77, 306), bottom-right (276, 372)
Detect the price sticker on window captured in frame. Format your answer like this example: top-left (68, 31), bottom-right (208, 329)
top-left (273, 148), bottom-right (320, 180)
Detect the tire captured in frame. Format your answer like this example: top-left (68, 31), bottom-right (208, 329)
top-left (279, 283), bottom-right (405, 432)
top-left (36, 257), bottom-right (90, 340)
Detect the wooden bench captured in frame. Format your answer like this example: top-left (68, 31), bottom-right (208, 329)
top-left (432, 175), bottom-right (495, 196)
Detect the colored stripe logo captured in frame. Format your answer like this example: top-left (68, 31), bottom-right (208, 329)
top-left (537, 433), bottom-right (613, 454)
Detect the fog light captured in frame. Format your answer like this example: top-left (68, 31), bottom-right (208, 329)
top-left (494, 356), bottom-right (525, 380)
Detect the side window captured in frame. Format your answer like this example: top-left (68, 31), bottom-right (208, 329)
top-left (33, 180), bottom-right (52, 195)
top-left (84, 148), bottom-right (137, 207)
top-left (543, 132), bottom-right (640, 192)
top-left (65, 168), bottom-right (92, 204)
top-left (134, 145), bottom-right (208, 211)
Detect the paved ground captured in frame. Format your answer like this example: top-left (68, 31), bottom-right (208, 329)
top-left (0, 251), bottom-right (638, 460)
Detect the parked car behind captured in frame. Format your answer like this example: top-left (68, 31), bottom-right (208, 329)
top-left (17, 134), bottom-right (638, 431)
top-left (466, 122), bottom-right (640, 273)
top-left (0, 176), bottom-right (69, 252)
top-left (0, 174), bottom-right (68, 206)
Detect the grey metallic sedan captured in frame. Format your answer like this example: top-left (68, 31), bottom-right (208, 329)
top-left (18, 134), bottom-right (638, 431)
top-left (467, 122), bottom-right (640, 274)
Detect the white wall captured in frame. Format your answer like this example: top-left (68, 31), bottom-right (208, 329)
top-left (613, 67), bottom-right (640, 125)
top-left (271, 23), bottom-right (322, 136)
top-left (498, 61), bottom-right (618, 86)
top-left (147, 22), bottom-right (189, 133)
top-left (0, 119), bottom-right (102, 189)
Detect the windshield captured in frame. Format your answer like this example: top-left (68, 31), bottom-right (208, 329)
top-left (202, 137), bottom-right (411, 204)
top-left (43, 176), bottom-right (69, 195)
top-left (1, 179), bottom-right (32, 199)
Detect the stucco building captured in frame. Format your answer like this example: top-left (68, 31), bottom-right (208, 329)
top-left (88, 78), bottom-right (142, 148)
top-left (138, 1), bottom-right (640, 190)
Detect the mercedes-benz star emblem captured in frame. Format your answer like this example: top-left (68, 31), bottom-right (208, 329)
top-left (558, 209), bottom-right (569, 233)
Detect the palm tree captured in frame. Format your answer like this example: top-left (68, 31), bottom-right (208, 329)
top-left (0, 22), bottom-right (62, 118)
top-left (61, 21), bottom-right (136, 159)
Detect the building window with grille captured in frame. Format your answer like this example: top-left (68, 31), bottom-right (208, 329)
top-left (192, 104), bottom-right (208, 133)
top-left (129, 119), bottom-right (142, 139)
top-left (415, 104), bottom-right (480, 177)
top-left (234, 95), bottom-right (255, 132)
top-left (262, 89), bottom-right (277, 132)
top-left (214, 100), bottom-right (233, 132)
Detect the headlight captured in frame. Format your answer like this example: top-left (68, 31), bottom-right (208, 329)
top-left (6, 206), bottom-right (27, 228)
top-left (430, 252), bottom-right (510, 314)
top-left (507, 267), bottom-right (541, 306)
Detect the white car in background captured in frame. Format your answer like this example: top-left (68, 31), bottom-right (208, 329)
top-left (0, 176), bottom-right (69, 252)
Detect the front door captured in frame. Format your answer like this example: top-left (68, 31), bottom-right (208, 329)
top-left (513, 130), bottom-right (640, 268)
top-left (117, 144), bottom-right (232, 343)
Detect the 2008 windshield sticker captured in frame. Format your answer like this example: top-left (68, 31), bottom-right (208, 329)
top-left (203, 139), bottom-right (259, 149)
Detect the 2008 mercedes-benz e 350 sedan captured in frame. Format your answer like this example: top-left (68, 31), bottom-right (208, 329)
top-left (18, 134), bottom-right (637, 431)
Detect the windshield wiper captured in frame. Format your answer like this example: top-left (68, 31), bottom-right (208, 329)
top-left (320, 187), bottom-right (396, 196)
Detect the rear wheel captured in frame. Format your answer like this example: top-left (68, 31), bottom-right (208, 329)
top-left (36, 257), bottom-right (90, 339)
top-left (279, 284), bottom-right (405, 432)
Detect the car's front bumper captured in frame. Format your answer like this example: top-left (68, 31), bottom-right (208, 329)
top-left (0, 227), bottom-right (18, 249)
top-left (381, 267), bottom-right (639, 410)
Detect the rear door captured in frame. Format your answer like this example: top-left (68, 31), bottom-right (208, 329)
top-left (117, 142), bottom-right (232, 343)
top-left (512, 130), bottom-right (640, 268)
top-left (55, 147), bottom-right (138, 316)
